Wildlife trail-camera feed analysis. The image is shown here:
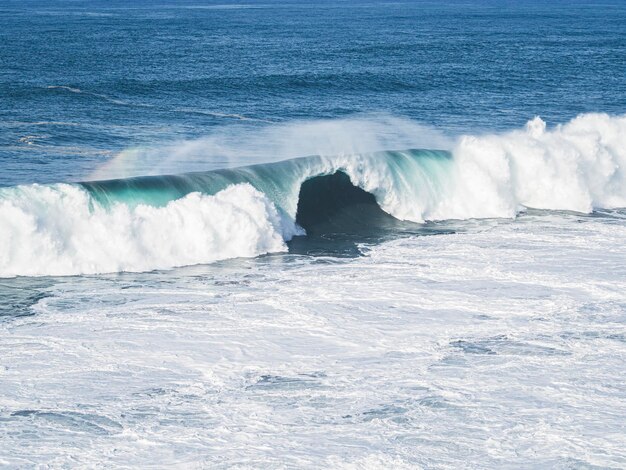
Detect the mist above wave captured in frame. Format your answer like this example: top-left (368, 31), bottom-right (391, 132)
top-left (90, 115), bottom-right (452, 181)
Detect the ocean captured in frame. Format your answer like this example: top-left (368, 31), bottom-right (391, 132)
top-left (1, 0), bottom-right (626, 467)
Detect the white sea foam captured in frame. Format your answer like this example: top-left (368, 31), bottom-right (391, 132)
top-left (1, 210), bottom-right (625, 467)
top-left (435, 113), bottom-right (626, 219)
top-left (317, 113), bottom-right (626, 222)
top-left (0, 183), bottom-right (296, 277)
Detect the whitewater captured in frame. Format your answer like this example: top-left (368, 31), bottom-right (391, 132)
top-left (1, 113), bottom-right (625, 277)
top-left (2, 201), bottom-right (626, 468)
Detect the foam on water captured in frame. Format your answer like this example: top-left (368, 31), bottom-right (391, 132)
top-left (1, 210), bottom-right (624, 467)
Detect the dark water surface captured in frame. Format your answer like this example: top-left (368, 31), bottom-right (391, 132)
top-left (1, 0), bottom-right (625, 186)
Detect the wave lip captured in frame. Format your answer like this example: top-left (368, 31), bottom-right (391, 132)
top-left (82, 148), bottom-right (453, 224)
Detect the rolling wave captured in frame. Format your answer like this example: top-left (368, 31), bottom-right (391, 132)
top-left (1, 113), bottom-right (625, 277)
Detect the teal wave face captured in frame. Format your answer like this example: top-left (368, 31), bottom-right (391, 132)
top-left (80, 149), bottom-right (453, 220)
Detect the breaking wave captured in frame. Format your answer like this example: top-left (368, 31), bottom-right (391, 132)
top-left (1, 112), bottom-right (625, 277)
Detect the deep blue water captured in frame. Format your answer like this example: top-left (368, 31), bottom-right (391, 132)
top-left (1, 0), bottom-right (625, 186)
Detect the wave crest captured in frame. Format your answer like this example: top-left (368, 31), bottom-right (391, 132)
top-left (438, 113), bottom-right (626, 219)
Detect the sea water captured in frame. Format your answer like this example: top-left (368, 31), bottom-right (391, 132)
top-left (1, 1), bottom-right (626, 467)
